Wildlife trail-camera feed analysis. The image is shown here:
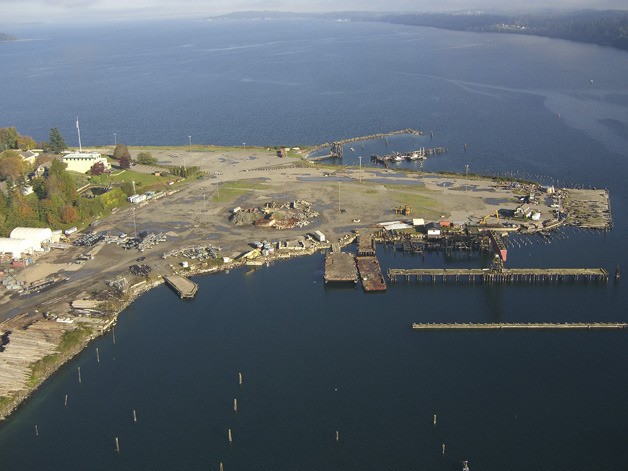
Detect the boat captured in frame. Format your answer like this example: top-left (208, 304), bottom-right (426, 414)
top-left (462, 460), bottom-right (470, 471)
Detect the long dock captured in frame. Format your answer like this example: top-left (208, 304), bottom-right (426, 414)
top-left (324, 252), bottom-right (358, 283)
top-left (412, 322), bottom-right (627, 330)
top-left (164, 275), bottom-right (198, 299)
top-left (388, 268), bottom-right (609, 284)
top-left (307, 129), bottom-right (423, 159)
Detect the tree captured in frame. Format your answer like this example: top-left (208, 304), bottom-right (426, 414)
top-left (17, 134), bottom-right (37, 150)
top-left (0, 127), bottom-right (19, 150)
top-left (0, 152), bottom-right (28, 181)
top-left (119, 155), bottom-right (131, 169)
top-left (60, 205), bottom-right (78, 223)
top-left (48, 128), bottom-right (68, 154)
top-left (91, 161), bottom-right (105, 176)
top-left (120, 181), bottom-right (135, 196)
top-left (113, 143), bottom-right (131, 161)
top-left (136, 151), bottom-right (157, 165)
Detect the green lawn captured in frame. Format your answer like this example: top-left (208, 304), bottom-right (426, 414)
top-left (88, 169), bottom-right (176, 191)
top-left (212, 180), bottom-right (268, 203)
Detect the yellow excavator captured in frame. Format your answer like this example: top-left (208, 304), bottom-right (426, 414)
top-left (480, 210), bottom-right (500, 225)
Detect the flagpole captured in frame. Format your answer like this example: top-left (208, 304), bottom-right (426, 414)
top-left (76, 117), bottom-right (82, 152)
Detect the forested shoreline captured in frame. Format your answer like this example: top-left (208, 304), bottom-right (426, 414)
top-left (219, 10), bottom-right (628, 51)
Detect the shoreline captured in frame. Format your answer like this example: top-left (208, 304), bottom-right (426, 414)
top-left (0, 238), bottom-right (338, 422)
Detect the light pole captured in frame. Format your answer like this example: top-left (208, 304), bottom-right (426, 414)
top-left (132, 207), bottom-right (137, 238)
top-left (358, 156), bottom-right (362, 171)
top-left (465, 164), bottom-right (469, 191)
top-left (188, 135), bottom-right (192, 148)
top-left (114, 133), bottom-right (117, 145)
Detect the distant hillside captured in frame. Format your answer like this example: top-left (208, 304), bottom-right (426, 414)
top-left (0, 33), bottom-right (17, 42)
top-left (372, 10), bottom-right (628, 52)
top-left (215, 10), bottom-right (628, 52)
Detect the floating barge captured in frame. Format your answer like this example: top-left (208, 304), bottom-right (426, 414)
top-left (356, 256), bottom-right (387, 292)
top-left (388, 267), bottom-right (609, 284)
top-left (324, 252), bottom-right (357, 284)
top-left (163, 275), bottom-right (198, 299)
top-left (412, 322), bottom-right (627, 331)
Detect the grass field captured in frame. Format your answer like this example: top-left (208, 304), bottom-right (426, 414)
top-left (212, 179), bottom-right (269, 203)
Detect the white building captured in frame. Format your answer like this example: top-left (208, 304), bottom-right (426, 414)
top-left (0, 238), bottom-right (36, 258)
top-left (62, 152), bottom-right (111, 173)
top-left (10, 227), bottom-right (53, 249)
top-left (128, 194), bottom-right (147, 204)
top-left (19, 150), bottom-right (39, 165)
top-left (0, 227), bottom-right (54, 258)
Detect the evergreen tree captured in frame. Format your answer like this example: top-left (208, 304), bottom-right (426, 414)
top-left (48, 127), bottom-right (68, 154)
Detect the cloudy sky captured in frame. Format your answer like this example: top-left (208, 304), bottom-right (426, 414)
top-left (1, 0), bottom-right (624, 24)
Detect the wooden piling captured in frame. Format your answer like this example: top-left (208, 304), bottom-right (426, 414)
top-left (228, 429), bottom-right (233, 444)
top-left (238, 372), bottom-right (243, 385)
top-left (132, 409), bottom-right (137, 423)
top-left (115, 437), bottom-right (120, 453)
top-left (96, 347), bottom-right (100, 363)
top-left (35, 424), bottom-right (39, 436)
top-left (64, 394), bottom-right (68, 407)
top-left (233, 398), bottom-right (238, 413)
top-left (336, 430), bottom-right (340, 442)
top-left (77, 366), bottom-right (81, 383)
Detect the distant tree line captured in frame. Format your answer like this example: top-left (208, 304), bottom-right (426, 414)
top-left (218, 10), bottom-right (628, 51)
top-left (331, 10), bottom-right (628, 51)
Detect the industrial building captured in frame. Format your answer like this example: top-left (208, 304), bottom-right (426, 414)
top-left (0, 227), bottom-right (55, 259)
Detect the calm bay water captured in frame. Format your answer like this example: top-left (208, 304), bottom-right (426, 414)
top-left (1, 18), bottom-right (627, 470)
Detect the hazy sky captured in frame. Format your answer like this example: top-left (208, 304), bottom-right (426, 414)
top-left (1, 0), bottom-right (625, 24)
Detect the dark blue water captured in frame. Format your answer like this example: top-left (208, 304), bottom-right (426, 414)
top-left (1, 18), bottom-right (627, 470)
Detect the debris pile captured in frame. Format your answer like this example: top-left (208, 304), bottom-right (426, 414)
top-left (230, 200), bottom-right (319, 230)
top-left (162, 245), bottom-right (222, 261)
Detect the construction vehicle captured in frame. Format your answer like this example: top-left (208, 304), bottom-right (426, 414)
top-left (479, 210), bottom-right (500, 225)
top-left (394, 204), bottom-right (412, 216)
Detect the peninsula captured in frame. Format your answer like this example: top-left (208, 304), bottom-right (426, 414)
top-left (0, 137), bottom-right (612, 422)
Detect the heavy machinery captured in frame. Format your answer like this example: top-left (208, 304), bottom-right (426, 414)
top-left (480, 210), bottom-right (500, 225)
top-left (394, 204), bottom-right (412, 216)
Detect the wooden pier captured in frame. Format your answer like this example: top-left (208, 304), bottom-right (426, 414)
top-left (324, 252), bottom-right (358, 284)
top-left (307, 129), bottom-right (423, 159)
top-left (388, 267), bottom-right (609, 284)
top-left (164, 275), bottom-right (198, 298)
top-left (412, 322), bottom-right (627, 331)
top-left (357, 233), bottom-right (376, 256)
